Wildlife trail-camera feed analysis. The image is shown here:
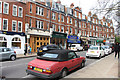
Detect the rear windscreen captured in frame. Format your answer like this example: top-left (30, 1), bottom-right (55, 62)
top-left (89, 47), bottom-right (98, 50)
top-left (71, 45), bottom-right (76, 47)
top-left (41, 53), bottom-right (58, 59)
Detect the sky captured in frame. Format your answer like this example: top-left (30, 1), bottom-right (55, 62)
top-left (54, 0), bottom-right (97, 15)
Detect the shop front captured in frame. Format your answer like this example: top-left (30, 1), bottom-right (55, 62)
top-left (27, 29), bottom-right (50, 52)
top-left (0, 31), bottom-right (25, 54)
top-left (89, 37), bottom-right (97, 45)
top-left (51, 32), bottom-right (67, 49)
top-left (67, 35), bottom-right (81, 49)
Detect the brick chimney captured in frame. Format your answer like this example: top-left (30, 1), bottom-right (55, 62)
top-left (56, 0), bottom-right (61, 4)
top-left (70, 3), bottom-right (74, 8)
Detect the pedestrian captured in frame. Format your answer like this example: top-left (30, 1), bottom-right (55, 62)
top-left (28, 46), bottom-right (30, 55)
top-left (114, 42), bottom-right (120, 59)
top-left (29, 47), bottom-right (32, 54)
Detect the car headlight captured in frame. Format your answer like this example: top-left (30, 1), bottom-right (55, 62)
top-left (43, 47), bottom-right (48, 51)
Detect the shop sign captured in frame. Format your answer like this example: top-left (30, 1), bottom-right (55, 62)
top-left (67, 35), bottom-right (81, 43)
top-left (2, 31), bottom-right (25, 36)
top-left (52, 32), bottom-right (67, 39)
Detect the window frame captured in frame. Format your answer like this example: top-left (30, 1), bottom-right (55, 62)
top-left (12, 20), bottom-right (17, 32)
top-left (3, 2), bottom-right (9, 14)
top-left (30, 4), bottom-right (32, 13)
top-left (18, 6), bottom-right (23, 17)
top-left (12, 5), bottom-right (17, 16)
top-left (18, 21), bottom-right (22, 32)
top-left (3, 18), bottom-right (8, 31)
top-left (0, 1), bottom-right (2, 13)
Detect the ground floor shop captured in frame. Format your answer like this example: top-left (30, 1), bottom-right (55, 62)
top-left (27, 29), bottom-right (51, 53)
top-left (0, 31), bottom-right (25, 54)
top-left (51, 32), bottom-right (67, 49)
top-left (67, 35), bottom-right (81, 49)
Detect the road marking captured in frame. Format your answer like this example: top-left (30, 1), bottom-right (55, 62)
top-left (1, 63), bottom-right (28, 69)
top-left (22, 75), bottom-right (35, 78)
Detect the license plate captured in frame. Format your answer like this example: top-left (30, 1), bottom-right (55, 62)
top-left (91, 51), bottom-right (94, 53)
top-left (39, 50), bottom-right (42, 52)
top-left (34, 67), bottom-right (42, 72)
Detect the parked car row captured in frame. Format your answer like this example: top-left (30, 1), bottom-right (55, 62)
top-left (86, 45), bottom-right (113, 59)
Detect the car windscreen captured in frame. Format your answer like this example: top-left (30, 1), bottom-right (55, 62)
top-left (89, 47), bottom-right (98, 50)
top-left (0, 48), bottom-right (2, 52)
top-left (71, 45), bottom-right (76, 47)
top-left (102, 46), bottom-right (109, 49)
top-left (41, 53), bottom-right (58, 59)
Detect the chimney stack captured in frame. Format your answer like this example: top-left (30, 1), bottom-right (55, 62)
top-left (70, 3), bottom-right (74, 8)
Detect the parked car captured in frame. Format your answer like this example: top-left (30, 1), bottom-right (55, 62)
top-left (26, 50), bottom-right (86, 78)
top-left (86, 46), bottom-right (105, 59)
top-left (102, 45), bottom-right (112, 55)
top-left (70, 44), bottom-right (83, 51)
top-left (83, 44), bottom-right (89, 50)
top-left (37, 44), bottom-right (63, 56)
top-left (0, 47), bottom-right (16, 61)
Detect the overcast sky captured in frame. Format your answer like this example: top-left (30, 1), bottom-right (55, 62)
top-left (54, 0), bottom-right (97, 15)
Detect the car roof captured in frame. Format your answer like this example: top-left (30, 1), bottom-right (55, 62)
top-left (90, 45), bottom-right (100, 47)
top-left (43, 49), bottom-right (74, 61)
top-left (46, 49), bottom-right (73, 54)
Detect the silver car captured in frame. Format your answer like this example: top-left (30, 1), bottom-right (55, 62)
top-left (0, 47), bottom-right (16, 61)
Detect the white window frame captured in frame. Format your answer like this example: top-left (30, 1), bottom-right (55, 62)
top-left (58, 26), bottom-right (60, 32)
top-left (93, 25), bottom-right (95, 30)
top-left (52, 24), bottom-right (56, 31)
top-left (58, 15), bottom-right (60, 22)
top-left (111, 29), bottom-right (113, 32)
top-left (52, 12), bottom-right (56, 20)
top-left (30, 4), bottom-right (32, 13)
top-left (61, 26), bottom-right (64, 33)
top-left (79, 22), bottom-right (81, 28)
top-left (12, 5), bottom-right (17, 16)
top-left (3, 18), bottom-right (8, 31)
top-left (0, 1), bottom-right (2, 13)
top-left (70, 27), bottom-right (72, 34)
top-left (90, 32), bottom-right (92, 36)
top-left (70, 18), bottom-right (72, 24)
top-left (75, 29), bottom-right (77, 35)
top-left (61, 15), bottom-right (64, 22)
top-left (36, 6), bottom-right (39, 15)
top-left (75, 11), bottom-right (77, 17)
top-left (47, 23), bottom-right (49, 30)
top-left (47, 10), bottom-right (49, 18)
top-left (67, 17), bottom-right (69, 23)
top-left (18, 21), bottom-right (22, 32)
top-left (40, 21), bottom-right (44, 29)
top-left (12, 20), bottom-right (17, 31)
top-left (18, 6), bottom-right (23, 17)
top-left (40, 8), bottom-right (44, 16)
top-left (75, 20), bottom-right (77, 26)
top-left (3, 2), bottom-right (9, 14)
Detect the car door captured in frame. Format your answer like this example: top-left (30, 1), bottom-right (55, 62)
top-left (67, 52), bottom-right (79, 71)
top-left (0, 48), bottom-right (2, 60)
top-left (2, 48), bottom-right (11, 59)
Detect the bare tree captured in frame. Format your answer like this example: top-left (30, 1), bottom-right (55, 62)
top-left (91, 0), bottom-right (120, 29)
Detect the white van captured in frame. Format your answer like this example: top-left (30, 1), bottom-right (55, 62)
top-left (71, 44), bottom-right (83, 51)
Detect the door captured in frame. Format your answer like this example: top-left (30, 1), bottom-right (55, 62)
top-left (2, 48), bottom-right (11, 59)
top-left (67, 52), bottom-right (79, 71)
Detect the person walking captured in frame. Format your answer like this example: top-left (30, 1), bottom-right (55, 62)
top-left (29, 47), bottom-right (32, 54)
top-left (114, 42), bottom-right (120, 59)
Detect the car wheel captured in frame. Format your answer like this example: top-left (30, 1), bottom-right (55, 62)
top-left (10, 55), bottom-right (16, 61)
top-left (80, 61), bottom-right (85, 68)
top-left (60, 69), bottom-right (68, 78)
top-left (86, 56), bottom-right (89, 58)
top-left (99, 54), bottom-right (101, 59)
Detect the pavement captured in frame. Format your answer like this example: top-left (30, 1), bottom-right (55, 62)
top-left (16, 53), bottom-right (37, 59)
top-left (65, 53), bottom-right (119, 78)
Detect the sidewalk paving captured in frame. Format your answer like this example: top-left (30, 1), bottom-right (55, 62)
top-left (65, 53), bottom-right (119, 78)
top-left (16, 53), bottom-right (37, 59)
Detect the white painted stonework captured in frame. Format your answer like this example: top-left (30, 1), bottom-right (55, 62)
top-left (0, 34), bottom-right (25, 54)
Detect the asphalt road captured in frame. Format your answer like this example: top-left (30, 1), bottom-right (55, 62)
top-left (1, 51), bottom-right (100, 79)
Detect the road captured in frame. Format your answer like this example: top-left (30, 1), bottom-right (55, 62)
top-left (1, 51), bottom-right (101, 79)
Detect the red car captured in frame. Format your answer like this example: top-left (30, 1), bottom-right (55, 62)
top-left (26, 50), bottom-right (86, 78)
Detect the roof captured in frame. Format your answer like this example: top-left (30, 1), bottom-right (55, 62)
top-left (38, 49), bottom-right (74, 61)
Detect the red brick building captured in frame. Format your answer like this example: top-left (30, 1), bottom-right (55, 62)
top-left (0, 1), bottom-right (26, 54)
